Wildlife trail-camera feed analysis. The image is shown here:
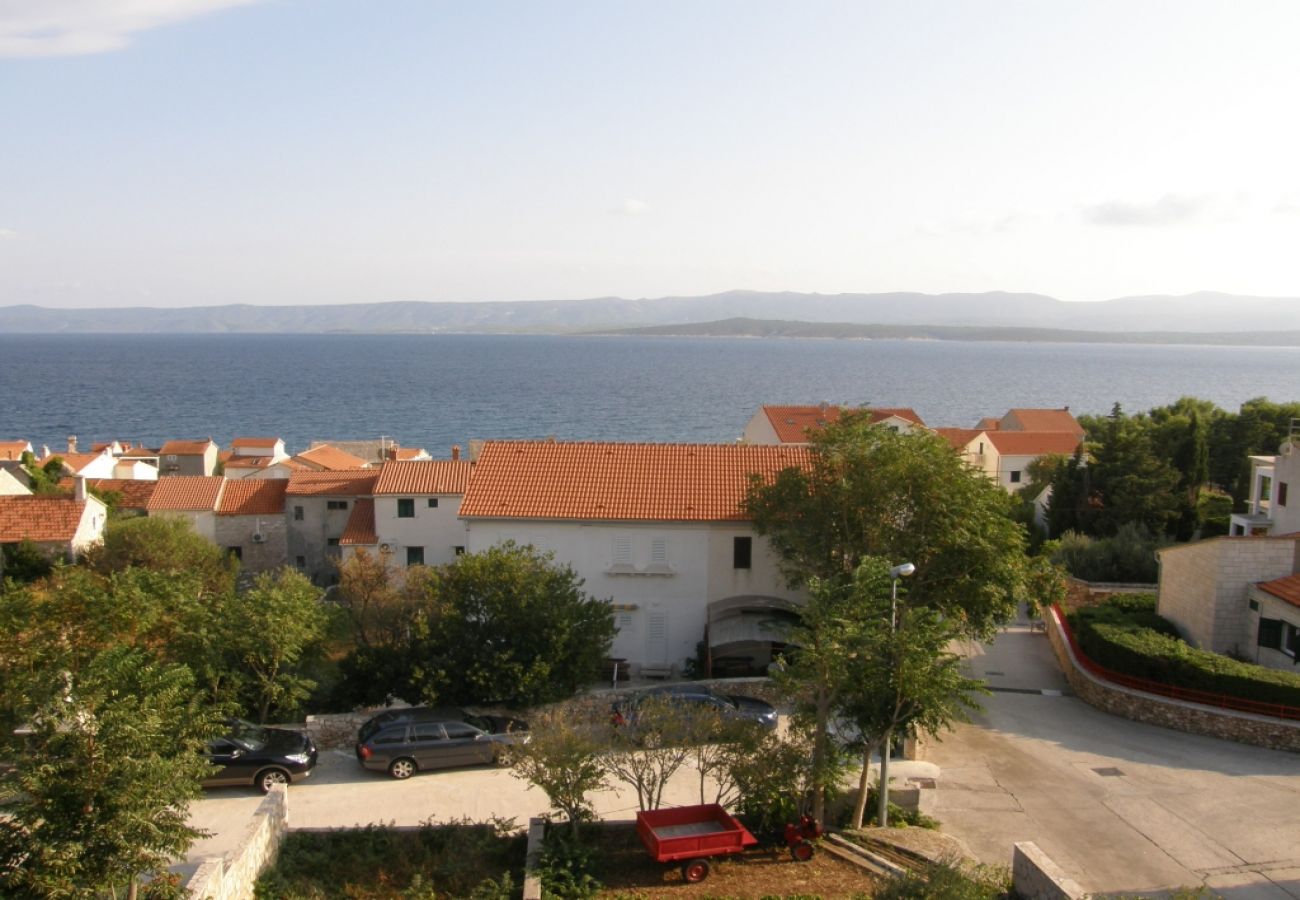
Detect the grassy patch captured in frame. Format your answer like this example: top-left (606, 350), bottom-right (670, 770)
top-left (254, 819), bottom-right (525, 899)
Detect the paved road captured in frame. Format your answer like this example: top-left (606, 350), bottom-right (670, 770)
top-left (930, 625), bottom-right (1300, 899)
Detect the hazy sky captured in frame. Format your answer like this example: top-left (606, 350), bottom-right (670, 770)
top-left (3, 1), bottom-right (1300, 308)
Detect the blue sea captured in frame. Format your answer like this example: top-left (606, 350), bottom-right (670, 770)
top-left (2, 333), bottom-right (1298, 456)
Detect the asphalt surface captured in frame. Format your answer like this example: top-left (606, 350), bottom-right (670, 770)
top-left (931, 624), bottom-right (1300, 899)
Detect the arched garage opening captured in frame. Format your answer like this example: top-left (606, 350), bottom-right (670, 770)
top-left (704, 595), bottom-right (802, 678)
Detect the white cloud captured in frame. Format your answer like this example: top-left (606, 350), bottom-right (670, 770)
top-left (615, 198), bottom-right (649, 216)
top-left (0, 228), bottom-right (17, 239)
top-left (1081, 193), bottom-right (1211, 227)
top-left (0, 0), bottom-right (262, 58)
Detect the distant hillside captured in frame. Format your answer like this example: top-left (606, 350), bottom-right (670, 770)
top-left (2, 290), bottom-right (1299, 334)
top-left (598, 317), bottom-right (1300, 346)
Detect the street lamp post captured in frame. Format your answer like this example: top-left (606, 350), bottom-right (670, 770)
top-left (877, 561), bottom-right (915, 828)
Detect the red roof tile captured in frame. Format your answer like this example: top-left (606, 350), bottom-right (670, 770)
top-left (48, 451), bottom-right (109, 473)
top-left (935, 428), bottom-right (983, 450)
top-left (1, 440), bottom-right (33, 461)
top-left (217, 479), bottom-right (287, 516)
top-left (145, 476), bottom-right (224, 511)
top-left (294, 445), bottom-right (371, 470)
top-left (339, 498), bottom-right (377, 545)
top-left (159, 439), bottom-right (216, 456)
top-left (86, 479), bottom-right (157, 510)
top-left (1258, 573), bottom-right (1300, 609)
top-left (224, 456), bottom-right (274, 470)
top-left (121, 447), bottom-right (160, 459)
top-left (0, 496), bottom-right (90, 542)
top-left (285, 469), bottom-right (378, 497)
top-left (460, 441), bottom-right (811, 522)
top-left (373, 460), bottom-right (472, 495)
top-left (1001, 408), bottom-right (1085, 436)
top-left (761, 405), bottom-right (925, 443)
top-left (231, 436), bottom-right (281, 449)
top-left (985, 431), bottom-right (1082, 456)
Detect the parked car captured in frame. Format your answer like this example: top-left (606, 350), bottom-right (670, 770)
top-left (610, 683), bottom-right (779, 735)
top-left (202, 718), bottom-right (318, 793)
top-left (355, 707), bottom-right (529, 779)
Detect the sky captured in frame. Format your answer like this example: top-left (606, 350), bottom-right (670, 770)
top-left (2, 0), bottom-right (1300, 309)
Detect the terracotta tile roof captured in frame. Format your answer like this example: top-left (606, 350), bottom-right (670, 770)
top-left (761, 405), bottom-right (925, 443)
top-left (1002, 408), bottom-right (1085, 436)
top-left (224, 456), bottom-right (274, 470)
top-left (160, 439), bottom-right (215, 456)
top-left (50, 451), bottom-right (108, 473)
top-left (0, 441), bottom-right (32, 461)
top-left (935, 428), bottom-right (983, 450)
top-left (145, 476), bottom-right (224, 511)
top-left (373, 460), bottom-right (472, 495)
top-left (0, 496), bottom-right (89, 542)
top-left (231, 436), bottom-right (281, 450)
top-left (121, 447), bottom-right (160, 459)
top-left (218, 479), bottom-right (287, 516)
top-left (460, 441), bottom-right (811, 522)
top-left (976, 417), bottom-right (1001, 431)
top-left (392, 448), bottom-right (428, 461)
top-left (285, 469), bottom-right (378, 497)
top-left (86, 479), bottom-right (157, 510)
top-left (1258, 573), bottom-right (1300, 609)
top-left (985, 431), bottom-right (1082, 457)
top-left (339, 498), bottom-right (377, 545)
top-left (294, 444), bottom-right (371, 470)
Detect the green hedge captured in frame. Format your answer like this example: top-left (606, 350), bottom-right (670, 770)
top-left (1068, 597), bottom-right (1300, 709)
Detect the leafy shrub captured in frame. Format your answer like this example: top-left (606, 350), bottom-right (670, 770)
top-left (1068, 598), bottom-right (1300, 708)
top-left (1050, 523), bottom-right (1166, 583)
top-left (537, 829), bottom-right (603, 899)
top-left (871, 859), bottom-right (1012, 900)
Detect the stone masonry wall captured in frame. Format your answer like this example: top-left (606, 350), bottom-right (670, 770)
top-left (1046, 607), bottom-right (1300, 753)
top-left (1012, 842), bottom-right (1085, 900)
top-left (185, 784), bottom-right (288, 900)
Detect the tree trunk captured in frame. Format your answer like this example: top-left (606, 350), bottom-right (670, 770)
top-left (811, 687), bottom-right (831, 824)
top-left (876, 726), bottom-right (893, 827)
top-left (850, 739), bottom-right (880, 829)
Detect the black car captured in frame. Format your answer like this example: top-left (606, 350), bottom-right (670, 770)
top-left (355, 707), bottom-right (529, 779)
top-left (202, 719), bottom-right (318, 793)
top-left (611, 683), bottom-right (779, 733)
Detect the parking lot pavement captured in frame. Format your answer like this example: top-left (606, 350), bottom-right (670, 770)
top-left (930, 625), bottom-right (1300, 899)
top-left (182, 744), bottom-right (715, 874)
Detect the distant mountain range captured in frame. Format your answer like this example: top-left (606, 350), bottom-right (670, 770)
top-left (1, 290), bottom-right (1298, 340)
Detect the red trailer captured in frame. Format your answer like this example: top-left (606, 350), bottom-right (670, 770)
top-left (635, 803), bottom-right (759, 883)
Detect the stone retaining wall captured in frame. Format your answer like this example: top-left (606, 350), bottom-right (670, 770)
top-left (1064, 577), bottom-right (1157, 609)
top-left (1046, 607), bottom-right (1300, 753)
top-left (185, 785), bottom-right (288, 900)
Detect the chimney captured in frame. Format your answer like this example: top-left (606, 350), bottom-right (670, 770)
top-left (41, 444), bottom-right (50, 458)
top-left (74, 476), bottom-right (87, 502)
top-left (451, 445), bottom-right (461, 460)
top-left (67, 435), bottom-right (77, 454)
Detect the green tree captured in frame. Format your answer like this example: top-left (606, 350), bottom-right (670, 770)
top-left (85, 516), bottom-right (237, 599)
top-left (0, 647), bottom-right (222, 899)
top-left (511, 709), bottom-right (608, 840)
top-left (222, 569), bottom-right (328, 722)
top-left (407, 543), bottom-right (615, 707)
top-left (1088, 410), bottom-right (1181, 537)
top-left (0, 537), bottom-right (56, 583)
top-left (20, 451), bottom-right (67, 495)
top-left (743, 413), bottom-right (1028, 639)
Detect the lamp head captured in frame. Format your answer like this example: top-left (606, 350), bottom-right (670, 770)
top-left (889, 562), bottom-right (916, 579)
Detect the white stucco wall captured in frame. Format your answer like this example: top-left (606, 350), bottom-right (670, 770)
top-left (1245, 587), bottom-right (1300, 672)
top-left (70, 497), bottom-right (108, 556)
top-left (112, 460), bottom-right (158, 480)
top-left (464, 519), bottom-right (799, 671)
top-left (741, 411), bottom-right (781, 444)
top-left (151, 509), bottom-right (218, 542)
top-left (374, 494), bottom-right (468, 568)
top-left (0, 468), bottom-right (30, 496)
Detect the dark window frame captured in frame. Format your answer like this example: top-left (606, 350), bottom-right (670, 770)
top-left (733, 536), bottom-right (753, 570)
top-left (397, 498), bottom-right (415, 518)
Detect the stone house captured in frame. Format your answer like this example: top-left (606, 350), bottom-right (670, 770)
top-left (159, 439), bottom-right (220, 477)
top-left (285, 469), bottom-right (379, 584)
top-left (215, 479), bottom-right (289, 575)
top-left (459, 441), bottom-right (810, 675)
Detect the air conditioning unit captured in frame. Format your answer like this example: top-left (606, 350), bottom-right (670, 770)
top-left (379, 543), bottom-right (391, 552)
top-left (251, 532), bottom-right (267, 544)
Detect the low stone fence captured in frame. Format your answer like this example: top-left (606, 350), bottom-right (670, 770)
top-left (1046, 607), bottom-right (1300, 752)
top-left (1012, 842), bottom-right (1085, 900)
top-left (185, 785), bottom-right (288, 900)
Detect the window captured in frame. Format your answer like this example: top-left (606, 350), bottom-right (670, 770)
top-left (427, 498), bottom-right (439, 508)
top-left (733, 536), bottom-right (753, 569)
top-left (327, 538), bottom-right (340, 547)
top-left (443, 723), bottom-right (479, 740)
top-left (295, 555), bottom-right (306, 568)
top-left (293, 505), bottom-right (304, 521)
top-left (1258, 617), bottom-right (1283, 650)
top-left (412, 723), bottom-right (444, 742)
top-left (1279, 482), bottom-right (1289, 507)
top-left (407, 546), bottom-right (424, 566)
top-left (1009, 470), bottom-right (1022, 484)
top-left (1260, 476), bottom-right (1272, 502)
top-left (227, 546), bottom-right (242, 560)
top-left (1285, 621), bottom-right (1300, 658)
top-left (327, 500), bottom-right (349, 510)
top-left (612, 535), bottom-right (632, 566)
top-left (454, 545), bottom-right (465, 556)
top-left (397, 498), bottom-right (415, 518)
top-left (651, 538), bottom-right (667, 564)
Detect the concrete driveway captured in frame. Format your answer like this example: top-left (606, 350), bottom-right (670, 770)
top-left (930, 625), bottom-right (1300, 899)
